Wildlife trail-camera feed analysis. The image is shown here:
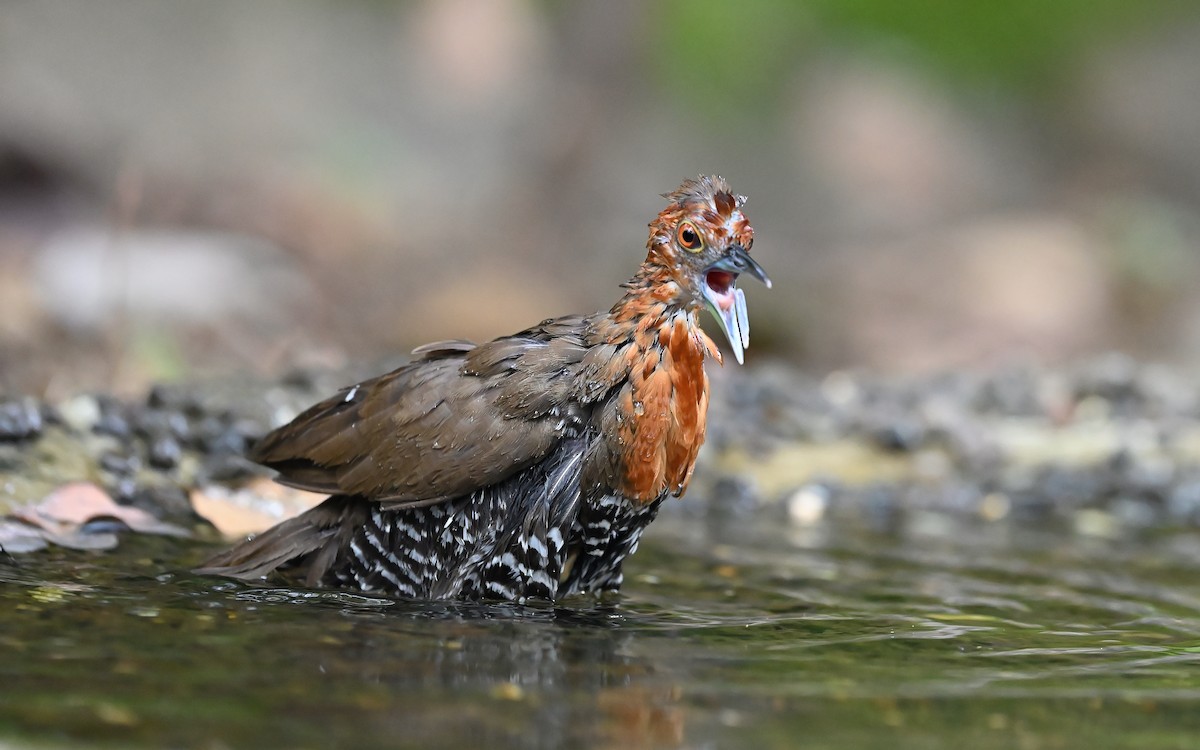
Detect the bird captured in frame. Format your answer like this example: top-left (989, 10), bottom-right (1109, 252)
top-left (196, 175), bottom-right (770, 602)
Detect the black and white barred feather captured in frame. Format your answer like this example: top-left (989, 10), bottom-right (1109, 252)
top-left (209, 434), bottom-right (664, 602)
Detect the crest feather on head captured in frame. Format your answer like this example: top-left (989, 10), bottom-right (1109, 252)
top-left (662, 175), bottom-right (746, 217)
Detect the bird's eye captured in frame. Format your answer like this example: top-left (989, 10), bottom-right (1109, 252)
top-left (677, 222), bottom-right (703, 252)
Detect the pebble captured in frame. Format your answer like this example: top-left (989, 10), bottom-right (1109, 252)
top-left (1074, 508), bottom-right (1120, 539)
top-left (134, 410), bottom-right (190, 442)
top-left (148, 436), bottom-right (182, 469)
top-left (128, 485), bottom-right (193, 520)
top-left (1166, 479), bottom-right (1200, 523)
top-left (1111, 496), bottom-right (1161, 529)
top-left (0, 398), bottom-right (43, 441)
top-left (191, 415), bottom-right (229, 451)
top-left (859, 485), bottom-right (902, 534)
top-left (198, 422), bottom-right (248, 456)
top-left (100, 452), bottom-right (141, 476)
top-left (93, 397), bottom-right (132, 438)
top-left (201, 454), bottom-right (260, 483)
top-left (57, 395), bottom-right (102, 432)
top-left (111, 477), bottom-right (139, 503)
top-left (146, 384), bottom-right (204, 416)
top-left (706, 476), bottom-right (761, 517)
top-left (979, 492), bottom-right (1011, 521)
top-left (869, 418), bottom-right (925, 452)
top-left (787, 484), bottom-right (829, 526)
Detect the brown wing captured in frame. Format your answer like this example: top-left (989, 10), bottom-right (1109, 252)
top-left (250, 318), bottom-right (599, 509)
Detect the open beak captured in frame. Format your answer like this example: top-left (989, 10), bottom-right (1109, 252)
top-left (701, 244), bottom-right (771, 365)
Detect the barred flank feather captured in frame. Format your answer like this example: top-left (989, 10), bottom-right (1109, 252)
top-left (199, 436), bottom-right (661, 601)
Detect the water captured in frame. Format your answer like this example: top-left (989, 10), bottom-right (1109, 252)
top-left (4, 512), bottom-right (1200, 749)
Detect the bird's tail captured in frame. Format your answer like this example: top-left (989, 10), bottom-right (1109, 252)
top-left (194, 495), bottom-right (365, 588)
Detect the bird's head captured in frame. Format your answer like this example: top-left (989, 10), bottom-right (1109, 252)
top-left (645, 175), bottom-right (771, 364)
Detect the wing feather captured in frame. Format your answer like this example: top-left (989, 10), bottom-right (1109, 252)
top-left (250, 320), bottom-right (593, 508)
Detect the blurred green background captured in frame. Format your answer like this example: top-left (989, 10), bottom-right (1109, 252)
top-left (1, 0), bottom-right (1198, 396)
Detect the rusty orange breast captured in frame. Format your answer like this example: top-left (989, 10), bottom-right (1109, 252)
top-left (616, 315), bottom-right (715, 503)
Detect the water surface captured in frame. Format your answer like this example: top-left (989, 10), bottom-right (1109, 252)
top-left (4, 512), bottom-right (1200, 749)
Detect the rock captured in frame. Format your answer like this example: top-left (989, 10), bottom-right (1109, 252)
top-left (195, 419), bottom-right (249, 456)
top-left (93, 397), bottom-right (131, 439)
top-left (99, 452), bottom-right (140, 476)
top-left (0, 398), bottom-right (42, 441)
top-left (1166, 479), bottom-right (1200, 524)
top-left (859, 484), bottom-right (902, 533)
top-left (200, 454), bottom-right (260, 483)
top-left (0, 520), bottom-right (49, 553)
top-left (787, 484), bottom-right (830, 526)
top-left (708, 476), bottom-right (761, 518)
top-left (145, 384), bottom-right (204, 416)
top-left (132, 410), bottom-right (190, 443)
top-left (127, 485), bottom-right (194, 523)
top-left (868, 417), bottom-right (926, 452)
top-left (57, 395), bottom-right (101, 433)
top-left (148, 436), bottom-right (182, 470)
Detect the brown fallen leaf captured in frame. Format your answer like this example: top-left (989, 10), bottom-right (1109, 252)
top-left (190, 477), bottom-right (325, 537)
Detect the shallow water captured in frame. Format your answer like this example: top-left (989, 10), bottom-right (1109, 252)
top-left (4, 511), bottom-right (1200, 749)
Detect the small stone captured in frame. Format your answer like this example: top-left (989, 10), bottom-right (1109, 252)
top-left (912, 449), bottom-right (952, 481)
top-left (1074, 508), bottom-right (1119, 539)
top-left (99, 452), bottom-right (141, 476)
top-left (870, 418), bottom-right (925, 452)
top-left (57, 395), bottom-right (102, 432)
top-left (709, 476), bottom-right (760, 516)
top-left (1111, 497), bottom-right (1160, 529)
top-left (907, 509), bottom-right (958, 539)
top-left (1074, 395), bottom-right (1112, 422)
top-left (0, 398), bottom-right (43, 441)
top-left (975, 367), bottom-right (1042, 416)
top-left (94, 702), bottom-right (139, 727)
top-left (787, 484), bottom-right (829, 526)
top-left (148, 436), bottom-right (182, 469)
top-left (111, 477), bottom-right (138, 503)
top-left (202, 454), bottom-right (260, 482)
top-left (820, 371), bottom-right (860, 408)
top-left (146, 384), bottom-right (202, 415)
top-left (129, 484), bottom-right (193, 521)
top-left (93, 397), bottom-right (131, 438)
top-left (93, 410), bottom-right (131, 439)
top-left (860, 485), bottom-right (901, 533)
top-left (0, 519), bottom-right (49, 553)
top-left (490, 682), bottom-right (525, 701)
top-left (1075, 353), bottom-right (1141, 408)
top-left (979, 492), bottom-right (1011, 521)
top-left (133, 410), bottom-right (190, 442)
top-left (194, 416), bottom-right (254, 456)
top-left (1006, 491), bottom-right (1052, 522)
top-left (191, 415), bottom-right (227, 452)
top-left (1167, 481), bottom-right (1200, 523)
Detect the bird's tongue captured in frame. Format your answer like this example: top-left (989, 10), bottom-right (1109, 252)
top-left (703, 270), bottom-right (750, 365)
